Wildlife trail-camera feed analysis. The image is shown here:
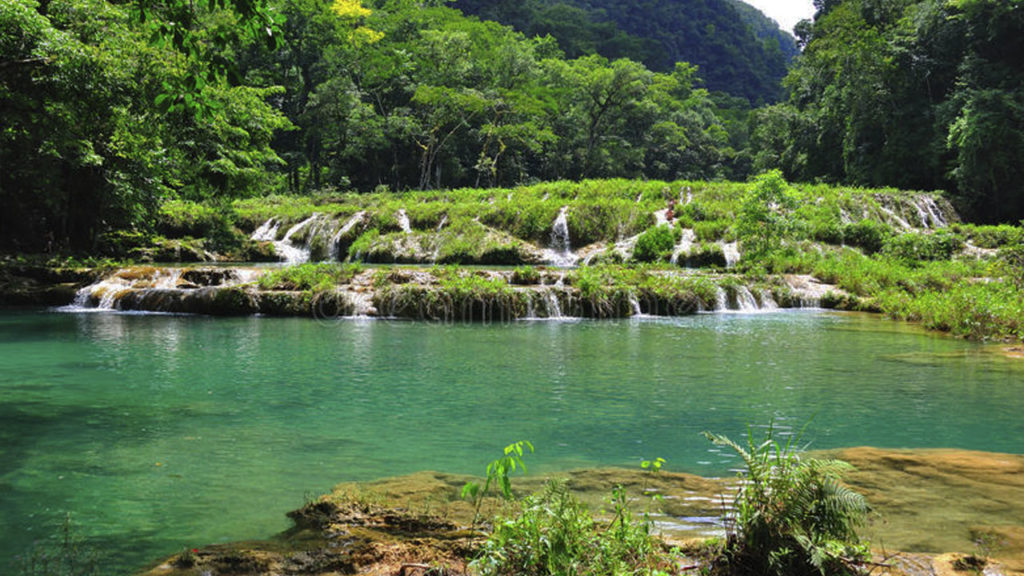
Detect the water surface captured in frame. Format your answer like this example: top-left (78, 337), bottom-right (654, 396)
top-left (1, 310), bottom-right (1021, 572)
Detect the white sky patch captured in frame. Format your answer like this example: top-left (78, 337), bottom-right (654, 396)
top-left (741, 0), bottom-right (815, 34)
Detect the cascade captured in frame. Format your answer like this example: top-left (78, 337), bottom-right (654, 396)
top-left (265, 214), bottom-right (317, 264)
top-left (759, 289), bottom-right (779, 310)
top-left (735, 286), bottom-right (758, 312)
top-left (329, 212), bottom-right (365, 260)
top-left (436, 214), bottom-right (448, 232)
top-left (543, 290), bottom-right (563, 318)
top-left (545, 207), bottom-right (578, 267)
top-left (68, 267), bottom-right (188, 311)
top-left (251, 218), bottom-right (280, 241)
top-left (714, 287), bottom-right (728, 311)
top-left (670, 229), bottom-right (696, 265)
top-left (396, 209), bottom-right (412, 234)
top-left (917, 196), bottom-right (948, 228)
top-left (877, 201), bottom-right (912, 230)
top-left (722, 242), bottom-right (740, 268)
top-left (653, 209), bottom-right (670, 226)
top-left (628, 293), bottom-right (643, 316)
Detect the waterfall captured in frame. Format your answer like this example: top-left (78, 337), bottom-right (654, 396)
top-left (722, 242), bottom-right (740, 268)
top-left (714, 287), bottom-right (728, 311)
top-left (346, 290), bottom-right (376, 317)
top-left (759, 289), bottom-right (779, 310)
top-left (396, 209), bottom-right (412, 234)
top-left (653, 209), bottom-right (670, 226)
top-left (436, 214), bottom-right (448, 232)
top-left (329, 212), bottom-right (365, 260)
top-left (735, 286), bottom-right (758, 312)
top-left (670, 229), bottom-right (696, 265)
top-left (877, 200), bottom-right (912, 230)
top-left (917, 196), bottom-right (948, 228)
top-left (66, 267), bottom-right (186, 311)
top-left (543, 290), bottom-right (563, 318)
top-left (545, 207), bottom-right (578, 267)
top-left (681, 186), bottom-right (693, 206)
top-left (257, 214), bottom-right (317, 264)
top-left (251, 218), bottom-right (280, 241)
top-left (628, 293), bottom-right (642, 316)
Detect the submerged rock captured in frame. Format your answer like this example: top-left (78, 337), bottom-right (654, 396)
top-left (138, 449), bottom-right (1024, 576)
top-left (819, 447), bottom-right (1024, 574)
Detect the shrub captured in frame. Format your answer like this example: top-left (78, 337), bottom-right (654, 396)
top-left (703, 427), bottom-right (869, 576)
top-left (694, 219), bottom-right (731, 242)
top-left (842, 220), bottom-right (891, 254)
top-left (881, 231), bottom-right (962, 262)
top-left (473, 482), bottom-right (661, 576)
top-left (511, 266), bottom-right (541, 285)
top-left (257, 263), bottom-right (360, 292)
top-left (685, 243), bottom-right (727, 268)
top-left (632, 225), bottom-right (678, 263)
top-left (736, 170), bottom-right (796, 255)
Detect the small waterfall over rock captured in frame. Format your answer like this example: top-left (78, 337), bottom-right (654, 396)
top-left (251, 218), bottom-right (280, 242)
top-left (329, 212), bottom-right (365, 260)
top-left (396, 209), bottom-right (412, 234)
top-left (715, 287), bottom-right (728, 311)
top-left (66, 267), bottom-right (253, 313)
top-left (544, 207), bottom-right (578, 267)
top-left (653, 209), bottom-right (670, 226)
top-left (670, 229), bottom-right (696, 266)
top-left (255, 215), bottom-right (316, 264)
top-left (722, 242), bottom-right (740, 268)
top-left (734, 286), bottom-right (758, 311)
top-left (628, 293), bottom-right (643, 316)
top-left (914, 196), bottom-right (949, 228)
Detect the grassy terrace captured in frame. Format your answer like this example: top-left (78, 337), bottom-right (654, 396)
top-left (14, 177), bottom-right (1024, 342)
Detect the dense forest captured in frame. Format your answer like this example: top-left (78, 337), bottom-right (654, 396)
top-left (452, 0), bottom-right (799, 103)
top-left (1, 0), bottom-right (1022, 252)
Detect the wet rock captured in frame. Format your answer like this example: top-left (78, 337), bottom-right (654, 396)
top-left (181, 268), bottom-right (239, 287)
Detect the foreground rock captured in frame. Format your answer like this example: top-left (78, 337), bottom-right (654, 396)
top-left (141, 449), bottom-right (1024, 575)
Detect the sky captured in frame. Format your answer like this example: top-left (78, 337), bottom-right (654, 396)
top-left (742, 0), bottom-right (816, 33)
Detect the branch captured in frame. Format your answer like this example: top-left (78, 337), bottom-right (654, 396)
top-left (0, 57), bottom-right (54, 70)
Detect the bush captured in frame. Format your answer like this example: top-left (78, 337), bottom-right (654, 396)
top-left (632, 225), bottom-right (678, 263)
top-left (473, 482), bottom-right (662, 576)
top-left (842, 220), bottom-right (891, 254)
top-left (685, 243), bottom-right (727, 268)
top-left (703, 427), bottom-right (869, 576)
top-left (511, 266), bottom-right (541, 285)
top-left (881, 231), bottom-right (962, 262)
top-left (694, 219), bottom-right (731, 242)
top-left (257, 263), bottom-right (360, 292)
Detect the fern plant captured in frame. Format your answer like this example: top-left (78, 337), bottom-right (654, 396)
top-left (703, 425), bottom-right (870, 576)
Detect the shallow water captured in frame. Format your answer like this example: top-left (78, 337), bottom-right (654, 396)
top-left (1, 310), bottom-right (1022, 572)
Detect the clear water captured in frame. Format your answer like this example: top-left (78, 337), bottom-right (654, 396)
top-left (2, 310), bottom-right (1022, 573)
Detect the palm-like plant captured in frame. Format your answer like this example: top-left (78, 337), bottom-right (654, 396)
top-left (703, 425), bottom-right (870, 576)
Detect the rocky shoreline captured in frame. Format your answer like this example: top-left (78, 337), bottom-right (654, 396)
top-left (138, 448), bottom-right (1024, 576)
top-left (0, 263), bottom-right (859, 320)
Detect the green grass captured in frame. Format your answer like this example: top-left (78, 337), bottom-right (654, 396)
top-left (139, 177), bottom-right (1024, 340)
top-left (256, 263), bottom-right (362, 293)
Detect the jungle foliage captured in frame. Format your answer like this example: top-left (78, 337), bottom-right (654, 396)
top-left (752, 0), bottom-right (1024, 223)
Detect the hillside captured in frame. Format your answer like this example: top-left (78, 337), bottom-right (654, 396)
top-left (452, 0), bottom-right (798, 103)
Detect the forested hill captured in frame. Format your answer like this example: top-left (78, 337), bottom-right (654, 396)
top-left (452, 0), bottom-right (798, 103)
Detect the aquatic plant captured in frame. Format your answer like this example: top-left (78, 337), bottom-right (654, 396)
top-left (703, 427), bottom-right (869, 576)
top-left (16, 514), bottom-right (100, 576)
